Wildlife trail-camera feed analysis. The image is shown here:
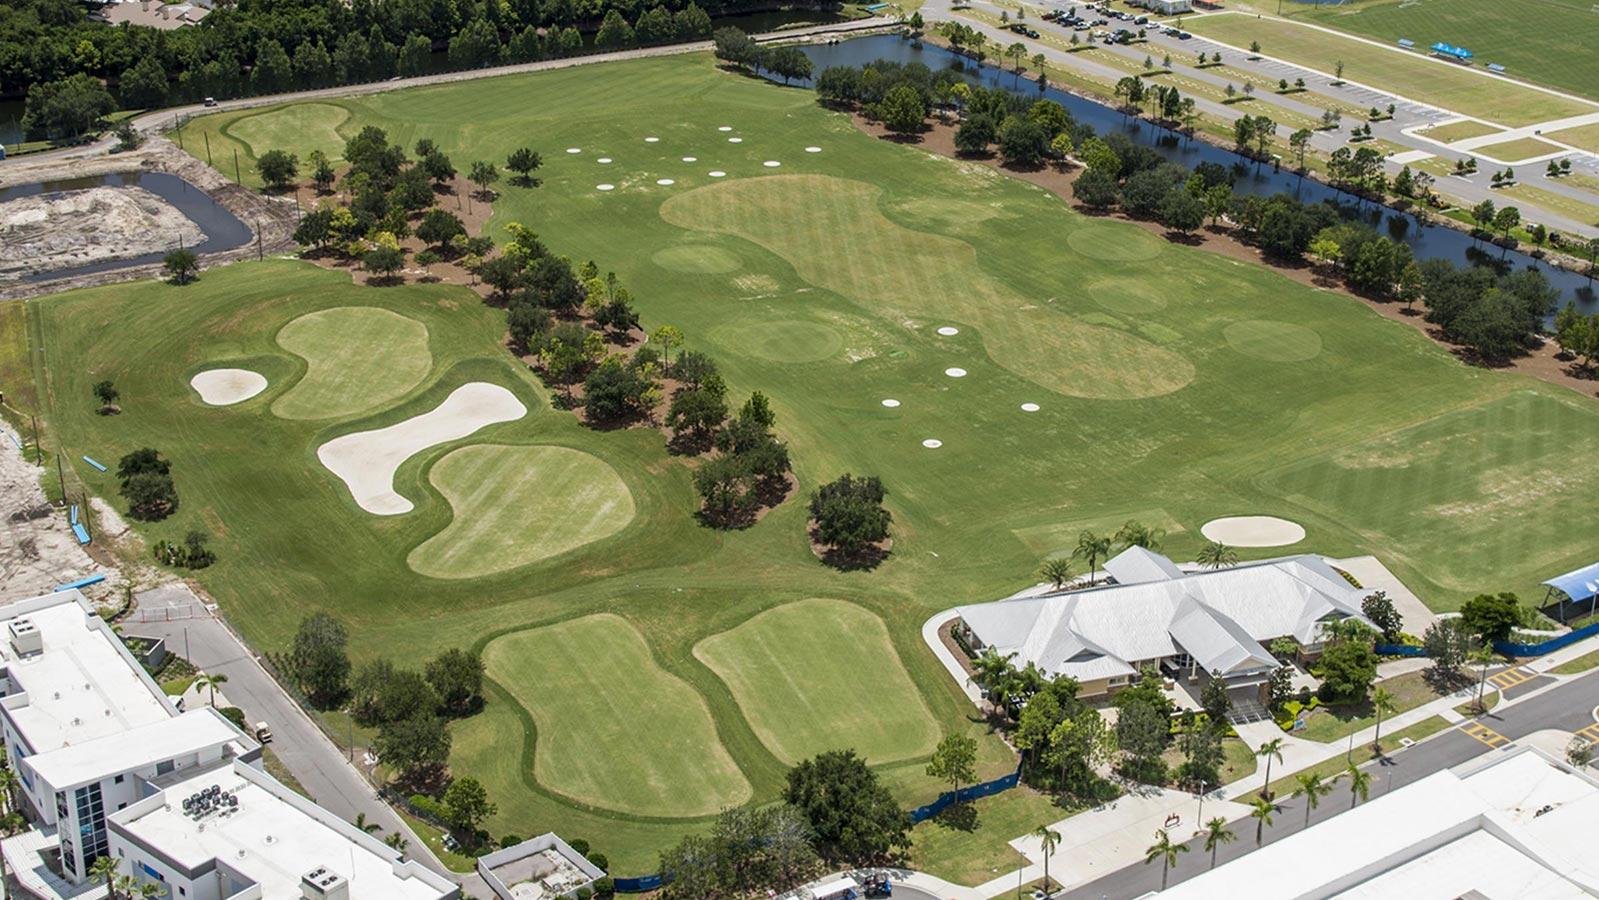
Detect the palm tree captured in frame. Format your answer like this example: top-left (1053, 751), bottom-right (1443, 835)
top-left (1248, 795), bottom-right (1280, 847)
top-left (1040, 557), bottom-right (1075, 590)
top-left (971, 648), bottom-right (1017, 697)
top-left (1293, 772), bottom-right (1332, 827)
top-left (1470, 645), bottom-right (1498, 712)
top-left (1346, 761), bottom-right (1372, 809)
top-left (1195, 540), bottom-right (1239, 570)
top-left (90, 856), bottom-right (120, 898)
top-left (1202, 816), bottom-right (1235, 869)
top-left (1075, 530), bottom-right (1112, 583)
top-left (1255, 738), bottom-right (1285, 797)
top-left (385, 831), bottom-right (411, 853)
top-left (194, 671), bottom-right (229, 708)
top-left (1370, 686), bottom-right (1396, 752)
top-left (355, 812), bottom-right (381, 833)
top-left (1114, 520), bottom-right (1164, 551)
top-left (1143, 828), bottom-right (1188, 890)
top-left (1034, 824), bottom-right (1062, 892)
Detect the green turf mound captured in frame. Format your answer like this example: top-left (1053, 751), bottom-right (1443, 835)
top-left (661, 175), bottom-right (1193, 399)
top-left (226, 102), bottom-right (350, 165)
top-left (408, 444), bottom-right (635, 579)
top-left (650, 244), bottom-right (741, 274)
top-left (484, 614), bottom-right (752, 817)
top-left (1067, 225), bottom-right (1165, 263)
top-left (710, 319), bottom-right (843, 363)
top-left (1091, 280), bottom-right (1168, 315)
top-left (1224, 320), bottom-right (1324, 362)
top-left (272, 306), bottom-right (432, 420)
top-left (693, 598), bottom-right (941, 765)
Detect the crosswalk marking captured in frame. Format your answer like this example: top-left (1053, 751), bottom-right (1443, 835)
top-left (1575, 722), bottom-right (1599, 745)
top-left (1488, 666), bottom-right (1535, 691)
top-left (1460, 721), bottom-right (1511, 749)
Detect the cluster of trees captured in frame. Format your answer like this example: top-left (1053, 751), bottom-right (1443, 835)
top-left (711, 27), bottom-right (813, 84)
top-left (808, 473), bottom-right (892, 565)
top-left (691, 391), bottom-right (791, 527)
top-left (1555, 305), bottom-right (1599, 372)
top-left (1423, 591), bottom-right (1531, 710)
top-left (152, 530), bottom-right (215, 570)
top-left (7, 0), bottom-right (758, 134)
top-left (116, 447), bottom-right (179, 520)
top-left (1417, 258), bottom-right (1558, 362)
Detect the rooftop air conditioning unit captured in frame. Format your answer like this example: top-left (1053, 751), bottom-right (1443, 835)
top-left (301, 866), bottom-right (350, 900)
top-left (8, 619), bottom-right (41, 657)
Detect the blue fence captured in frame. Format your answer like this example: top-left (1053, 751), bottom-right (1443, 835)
top-left (613, 765), bottom-right (1025, 892)
top-left (1377, 618), bottom-right (1599, 659)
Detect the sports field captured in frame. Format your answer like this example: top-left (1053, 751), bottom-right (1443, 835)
top-left (24, 51), bottom-right (1599, 873)
top-left (1285, 0), bottom-right (1599, 103)
top-left (1183, 12), bottom-right (1594, 127)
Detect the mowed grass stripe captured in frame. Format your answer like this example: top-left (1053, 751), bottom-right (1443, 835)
top-left (272, 306), bottom-right (433, 420)
top-left (484, 614), bottom-right (751, 817)
top-left (1184, 13), bottom-right (1592, 126)
top-left (407, 444), bottom-right (636, 579)
top-left (694, 598), bottom-right (941, 766)
top-left (224, 102), bottom-right (353, 184)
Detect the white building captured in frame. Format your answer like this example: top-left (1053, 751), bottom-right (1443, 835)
top-left (0, 590), bottom-right (457, 900)
top-left (956, 547), bottom-right (1372, 701)
top-left (1130, 0), bottom-right (1192, 14)
top-left (1152, 747), bottom-right (1599, 898)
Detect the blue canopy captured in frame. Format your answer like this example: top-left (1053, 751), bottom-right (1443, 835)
top-left (1543, 561), bottom-right (1599, 603)
top-left (1431, 42), bottom-right (1473, 60)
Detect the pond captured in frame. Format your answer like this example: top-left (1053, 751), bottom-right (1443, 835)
top-left (0, 171), bottom-right (255, 283)
top-left (789, 34), bottom-right (1598, 311)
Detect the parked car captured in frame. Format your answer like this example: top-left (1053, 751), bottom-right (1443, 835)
top-left (253, 721), bottom-right (273, 743)
top-left (203, 97), bottom-right (217, 107)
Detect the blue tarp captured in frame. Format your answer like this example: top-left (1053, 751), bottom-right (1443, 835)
top-left (1431, 41), bottom-right (1473, 60)
top-left (70, 504), bottom-right (79, 525)
top-left (1543, 561), bottom-right (1599, 603)
top-left (72, 523), bottom-right (91, 545)
top-left (54, 575), bottom-right (106, 592)
top-left (82, 455), bottom-right (108, 472)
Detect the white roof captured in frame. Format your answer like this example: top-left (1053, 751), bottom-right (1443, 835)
top-left (114, 761), bottom-right (454, 900)
top-left (811, 876), bottom-right (860, 897)
top-left (24, 709), bottom-right (240, 790)
top-left (0, 592), bottom-right (175, 754)
top-left (1156, 749), bottom-right (1599, 898)
top-left (959, 549), bottom-right (1369, 682)
top-left (1104, 545), bottom-right (1186, 585)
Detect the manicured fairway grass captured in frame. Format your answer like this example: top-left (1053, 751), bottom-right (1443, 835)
top-left (29, 49), bottom-right (1599, 872)
top-left (693, 598), bottom-right (941, 765)
top-left (271, 306), bottom-right (433, 420)
top-left (482, 614), bottom-right (752, 817)
top-left (1286, 0), bottom-right (1599, 103)
top-left (1183, 13), bottom-right (1593, 126)
top-left (223, 102), bottom-right (352, 185)
top-left (908, 787), bottom-right (1066, 886)
top-left (408, 444), bottom-right (635, 579)
top-left (1468, 136), bottom-right (1566, 163)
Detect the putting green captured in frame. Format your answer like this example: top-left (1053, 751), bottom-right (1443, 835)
top-left (661, 175), bottom-right (1194, 400)
top-left (693, 598), bottom-right (941, 765)
top-left (484, 614), bottom-right (751, 817)
top-left (226, 102), bottom-right (351, 169)
top-left (1224, 320), bottom-right (1323, 362)
top-left (408, 444), bottom-right (635, 579)
top-left (272, 307), bottom-right (432, 420)
top-left (710, 319), bottom-right (844, 363)
top-left (651, 244), bottom-right (742, 274)
top-left (1067, 225), bottom-right (1165, 262)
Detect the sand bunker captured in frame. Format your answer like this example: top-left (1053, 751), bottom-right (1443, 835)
top-left (729, 137), bottom-right (743, 143)
top-left (683, 156), bottom-right (698, 162)
top-left (806, 146), bottom-right (822, 153)
top-left (1201, 516), bottom-right (1306, 548)
top-left (718, 126), bottom-right (733, 132)
top-left (645, 136), bottom-right (660, 143)
top-left (190, 368), bottom-right (268, 406)
top-left (709, 171), bottom-right (727, 178)
top-left (922, 439), bottom-right (942, 448)
top-left (763, 161), bottom-right (781, 168)
top-left (596, 184), bottom-right (615, 191)
top-left (316, 383), bottom-right (527, 516)
top-left (657, 179), bottom-right (675, 186)
top-left (881, 399), bottom-right (901, 408)
top-left (945, 367), bottom-right (967, 378)
top-left (937, 326), bottom-right (960, 336)
top-left (566, 147), bottom-right (581, 154)
top-left (597, 157), bottom-right (613, 163)
top-left (1020, 402), bottom-right (1040, 412)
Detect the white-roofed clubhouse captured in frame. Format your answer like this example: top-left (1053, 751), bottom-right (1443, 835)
top-left (955, 546), bottom-right (1374, 706)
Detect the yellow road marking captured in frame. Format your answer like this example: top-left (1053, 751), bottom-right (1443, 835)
top-left (1460, 721), bottom-right (1511, 748)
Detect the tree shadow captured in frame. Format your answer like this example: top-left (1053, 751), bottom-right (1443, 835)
top-left (1162, 231), bottom-right (1204, 246)
top-left (929, 801), bottom-right (979, 834)
top-left (810, 525), bottom-right (892, 572)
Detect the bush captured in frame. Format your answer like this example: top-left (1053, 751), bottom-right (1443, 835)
top-left (498, 834), bottom-right (524, 849)
top-left (217, 706), bottom-right (247, 729)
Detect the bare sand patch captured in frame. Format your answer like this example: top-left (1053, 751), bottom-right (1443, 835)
top-left (190, 368), bottom-right (267, 406)
top-left (316, 382), bottom-right (527, 516)
top-left (0, 186), bottom-right (204, 280)
top-left (1201, 515), bottom-right (1306, 547)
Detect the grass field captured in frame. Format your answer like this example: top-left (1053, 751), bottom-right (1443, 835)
top-left (1293, 669), bottom-right (1442, 743)
top-left (1497, 183), bottom-right (1599, 228)
top-left (908, 787), bottom-right (1067, 886)
top-left (0, 302), bottom-right (36, 420)
top-left (482, 614), bottom-right (752, 817)
top-left (1284, 0), bottom-right (1599, 102)
top-left (1468, 136), bottom-right (1566, 164)
top-left (407, 444), bottom-right (635, 579)
top-left (1182, 13), bottom-right (1594, 127)
top-left (1546, 122), bottom-right (1599, 155)
top-left (693, 598), bottom-right (942, 765)
top-left (1416, 119), bottom-right (1504, 144)
top-left (271, 306), bottom-right (433, 420)
top-left (23, 50), bottom-right (1599, 873)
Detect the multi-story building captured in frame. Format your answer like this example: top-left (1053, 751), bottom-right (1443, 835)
top-left (0, 590), bottom-right (456, 900)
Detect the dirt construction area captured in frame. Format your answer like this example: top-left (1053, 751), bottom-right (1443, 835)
top-left (0, 186), bottom-right (205, 281)
top-left (0, 425), bottom-right (123, 604)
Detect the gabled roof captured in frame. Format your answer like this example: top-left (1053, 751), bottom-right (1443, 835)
top-left (958, 549), bottom-right (1371, 684)
top-left (1104, 545), bottom-right (1186, 585)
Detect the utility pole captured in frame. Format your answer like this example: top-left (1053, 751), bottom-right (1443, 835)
top-left (30, 414), bottom-right (40, 464)
top-left (55, 453), bottom-right (66, 505)
top-left (80, 493), bottom-right (92, 539)
top-left (256, 221), bottom-right (263, 261)
top-left (204, 131), bottom-right (213, 166)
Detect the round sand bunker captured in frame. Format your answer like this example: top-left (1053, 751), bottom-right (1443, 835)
top-left (191, 368), bottom-right (268, 406)
top-left (1200, 516), bottom-right (1306, 548)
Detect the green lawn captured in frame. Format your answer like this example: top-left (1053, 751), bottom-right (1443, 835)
top-left (1552, 649), bottom-right (1599, 675)
top-left (1469, 136), bottom-right (1567, 164)
top-left (693, 598), bottom-right (942, 765)
top-left (1183, 12), bottom-right (1594, 126)
top-left (23, 50), bottom-right (1599, 875)
top-left (908, 787), bottom-right (1068, 887)
top-left (1294, 670), bottom-right (1449, 743)
top-left (407, 444), bottom-right (636, 579)
top-left (1497, 183), bottom-right (1599, 228)
top-left (1284, 0), bottom-right (1599, 103)
top-left (1416, 119), bottom-right (1505, 145)
top-left (271, 306), bottom-right (434, 420)
top-left (482, 614), bottom-right (752, 818)
top-left (1266, 715), bottom-right (1450, 798)
top-left (1545, 122), bottom-right (1599, 155)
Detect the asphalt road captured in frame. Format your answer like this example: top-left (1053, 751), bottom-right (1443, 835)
top-left (1061, 666), bottom-right (1599, 898)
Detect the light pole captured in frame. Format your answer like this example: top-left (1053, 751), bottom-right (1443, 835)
top-left (1195, 780), bottom-right (1207, 834)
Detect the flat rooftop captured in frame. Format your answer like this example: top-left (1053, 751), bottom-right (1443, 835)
top-left (0, 592), bottom-right (174, 754)
top-left (25, 709), bottom-right (240, 790)
top-left (115, 762), bottom-right (453, 900)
